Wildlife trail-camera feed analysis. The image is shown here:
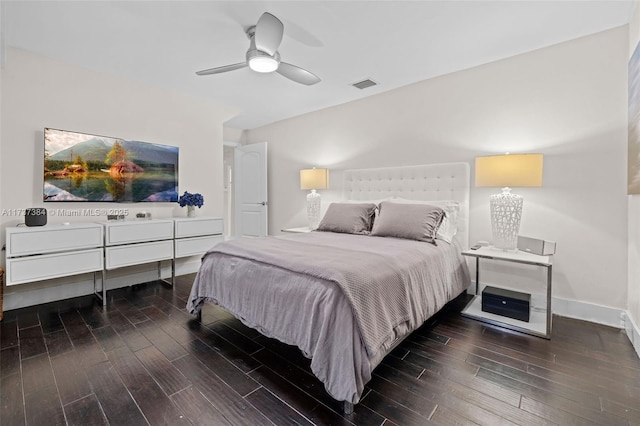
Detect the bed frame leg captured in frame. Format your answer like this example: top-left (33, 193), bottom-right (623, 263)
top-left (343, 401), bottom-right (354, 415)
top-left (197, 309), bottom-right (202, 322)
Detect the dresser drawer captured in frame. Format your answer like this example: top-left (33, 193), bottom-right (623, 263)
top-left (6, 224), bottom-right (103, 257)
top-left (174, 217), bottom-right (223, 238)
top-left (105, 220), bottom-right (174, 245)
top-left (105, 240), bottom-right (173, 269)
top-left (6, 248), bottom-right (104, 286)
top-left (175, 235), bottom-right (223, 258)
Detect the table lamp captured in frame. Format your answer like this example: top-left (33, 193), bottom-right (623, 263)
top-left (300, 167), bottom-right (328, 229)
top-left (475, 153), bottom-right (543, 251)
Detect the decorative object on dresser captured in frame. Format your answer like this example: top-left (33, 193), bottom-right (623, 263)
top-left (475, 153), bottom-right (543, 251)
top-left (24, 208), bottom-right (47, 226)
top-left (300, 167), bottom-right (328, 229)
top-left (178, 191), bottom-right (204, 217)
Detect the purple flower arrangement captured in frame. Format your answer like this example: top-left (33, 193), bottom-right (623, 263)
top-left (178, 191), bottom-right (204, 208)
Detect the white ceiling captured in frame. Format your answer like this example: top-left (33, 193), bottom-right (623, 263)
top-left (4, 1), bottom-right (635, 130)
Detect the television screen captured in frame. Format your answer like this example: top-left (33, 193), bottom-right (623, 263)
top-left (44, 128), bottom-right (179, 202)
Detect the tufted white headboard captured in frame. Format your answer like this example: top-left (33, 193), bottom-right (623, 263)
top-left (343, 162), bottom-right (471, 249)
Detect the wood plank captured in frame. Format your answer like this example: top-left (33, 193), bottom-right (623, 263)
top-left (17, 310), bottom-right (40, 329)
top-left (0, 346), bottom-right (21, 378)
top-left (51, 350), bottom-right (93, 405)
top-left (249, 365), bottom-right (377, 426)
top-left (170, 386), bottom-right (233, 426)
top-left (18, 325), bottom-right (47, 360)
top-left (429, 404), bottom-right (481, 426)
top-left (43, 329), bottom-right (74, 358)
top-left (245, 387), bottom-right (315, 426)
top-left (106, 345), bottom-right (190, 425)
top-left (23, 383), bottom-right (65, 426)
top-left (63, 394), bottom-right (109, 426)
top-left (134, 345), bottom-right (192, 396)
top-left (468, 353), bottom-right (601, 407)
top-left (87, 361), bottom-right (149, 425)
top-left (135, 320), bottom-right (188, 361)
top-left (92, 325), bottom-right (127, 352)
top-left (38, 311), bottom-right (65, 334)
top-left (172, 354), bottom-right (272, 426)
top-left (478, 368), bottom-right (628, 425)
top-left (109, 317), bottom-right (153, 352)
top-left (183, 338), bottom-right (261, 397)
top-left (376, 361), bottom-right (538, 426)
top-left (0, 373), bottom-right (25, 426)
top-left (360, 390), bottom-right (436, 426)
top-left (0, 320), bottom-right (19, 349)
top-left (21, 353), bottom-right (55, 395)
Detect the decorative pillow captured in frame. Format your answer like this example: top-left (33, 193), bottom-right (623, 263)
top-left (316, 203), bottom-right (377, 234)
top-left (388, 198), bottom-right (460, 243)
top-left (371, 202), bottom-right (445, 243)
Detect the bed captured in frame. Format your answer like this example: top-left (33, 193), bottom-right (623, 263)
top-left (187, 162), bottom-right (471, 413)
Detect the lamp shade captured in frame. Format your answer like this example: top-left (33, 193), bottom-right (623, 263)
top-left (300, 168), bottom-right (328, 190)
top-left (475, 154), bottom-right (543, 188)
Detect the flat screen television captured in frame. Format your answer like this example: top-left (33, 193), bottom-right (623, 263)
top-left (44, 128), bottom-right (179, 202)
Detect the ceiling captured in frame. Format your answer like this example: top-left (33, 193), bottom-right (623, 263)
top-left (3, 1), bottom-right (635, 130)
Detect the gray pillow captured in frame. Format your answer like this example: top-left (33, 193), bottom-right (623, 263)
top-left (371, 201), bottom-right (445, 243)
top-left (317, 203), bottom-right (377, 234)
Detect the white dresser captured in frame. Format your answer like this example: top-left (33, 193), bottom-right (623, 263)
top-left (5, 223), bottom-right (104, 287)
top-left (4, 217), bottom-right (224, 307)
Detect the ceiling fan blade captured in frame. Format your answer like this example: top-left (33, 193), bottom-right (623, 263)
top-left (255, 12), bottom-right (283, 56)
top-left (196, 62), bottom-right (247, 76)
top-left (277, 62), bottom-right (320, 86)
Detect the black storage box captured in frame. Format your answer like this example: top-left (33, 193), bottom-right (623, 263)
top-left (482, 286), bottom-right (531, 322)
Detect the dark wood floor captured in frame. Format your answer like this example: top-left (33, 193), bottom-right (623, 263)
top-left (1, 275), bottom-right (640, 425)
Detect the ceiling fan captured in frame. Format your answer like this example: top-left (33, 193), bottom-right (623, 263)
top-left (196, 12), bottom-right (321, 86)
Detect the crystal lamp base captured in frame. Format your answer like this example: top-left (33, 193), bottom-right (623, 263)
top-left (306, 190), bottom-right (321, 229)
top-left (490, 188), bottom-right (523, 251)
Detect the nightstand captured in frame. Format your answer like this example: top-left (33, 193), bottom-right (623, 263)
top-left (281, 227), bottom-right (314, 233)
top-left (461, 246), bottom-right (553, 339)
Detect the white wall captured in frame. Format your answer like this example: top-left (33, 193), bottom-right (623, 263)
top-left (628, 4), bottom-right (640, 355)
top-left (1, 47), bottom-right (238, 309)
top-left (246, 27), bottom-right (629, 319)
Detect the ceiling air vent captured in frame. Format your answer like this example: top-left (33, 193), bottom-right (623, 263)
top-left (351, 79), bottom-right (378, 90)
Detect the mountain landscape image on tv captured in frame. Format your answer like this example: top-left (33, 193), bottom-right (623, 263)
top-left (44, 128), bottom-right (179, 202)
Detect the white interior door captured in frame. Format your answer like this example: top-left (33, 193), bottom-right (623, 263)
top-left (234, 142), bottom-right (268, 237)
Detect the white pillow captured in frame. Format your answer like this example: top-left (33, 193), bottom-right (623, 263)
top-left (387, 198), bottom-right (459, 243)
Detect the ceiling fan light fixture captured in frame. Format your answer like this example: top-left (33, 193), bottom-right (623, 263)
top-left (248, 55), bottom-right (279, 73)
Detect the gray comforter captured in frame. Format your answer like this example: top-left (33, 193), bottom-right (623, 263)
top-left (187, 231), bottom-right (470, 403)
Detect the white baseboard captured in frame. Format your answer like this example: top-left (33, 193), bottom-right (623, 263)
top-left (624, 311), bottom-right (640, 359)
top-left (552, 295), bottom-right (625, 328)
